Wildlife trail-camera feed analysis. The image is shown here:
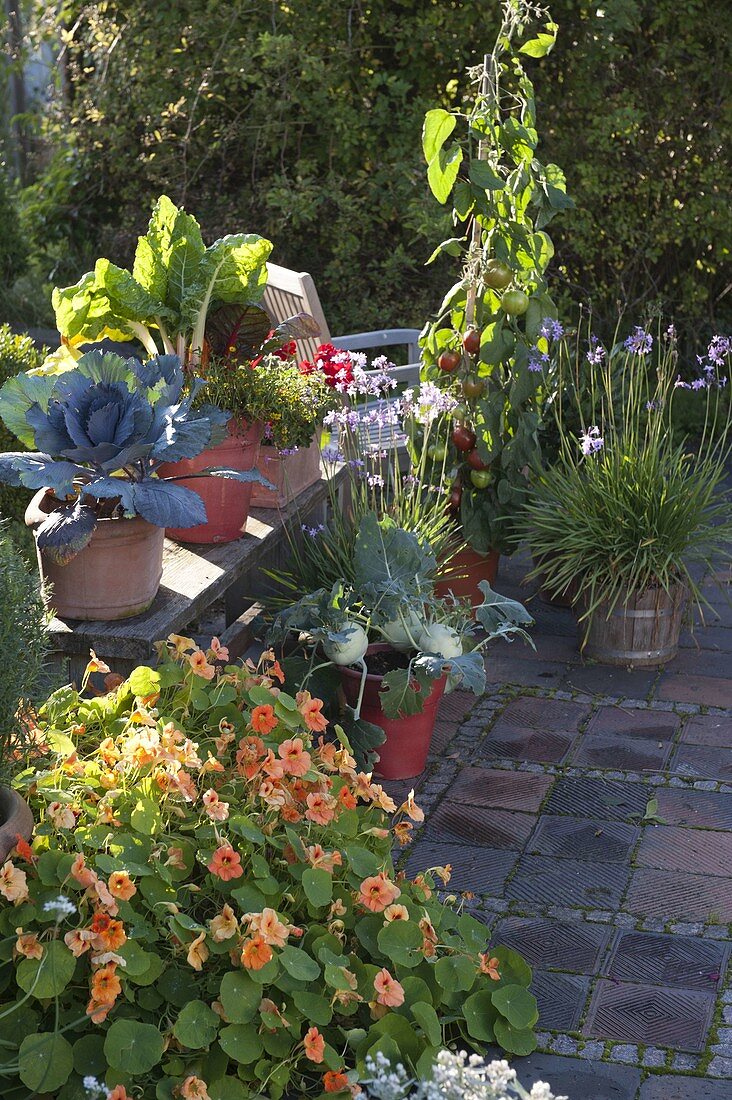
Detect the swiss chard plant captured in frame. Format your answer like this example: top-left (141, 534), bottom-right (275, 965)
top-left (0, 350), bottom-right (272, 561)
top-left (269, 513), bottom-right (533, 722)
top-left (50, 195), bottom-right (274, 367)
top-left (419, 0), bottom-right (573, 555)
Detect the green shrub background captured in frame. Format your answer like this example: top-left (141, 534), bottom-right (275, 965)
top-left (0, 0), bottom-right (730, 351)
top-left (0, 324), bottom-right (43, 549)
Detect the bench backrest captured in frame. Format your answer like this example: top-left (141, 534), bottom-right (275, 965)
top-left (263, 263), bottom-right (331, 362)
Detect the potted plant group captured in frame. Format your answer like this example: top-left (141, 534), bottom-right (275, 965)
top-left (0, 522), bottom-right (46, 863)
top-left (270, 512), bottom-right (533, 779)
top-left (418, 1), bottom-right (572, 602)
top-left (0, 350), bottom-right (270, 620)
top-left (0, 642), bottom-right (538, 1098)
top-left (517, 323), bottom-right (732, 666)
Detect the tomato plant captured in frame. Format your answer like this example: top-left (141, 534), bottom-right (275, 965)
top-left (418, 0), bottom-right (572, 554)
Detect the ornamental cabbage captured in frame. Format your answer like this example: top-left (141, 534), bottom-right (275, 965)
top-left (0, 350), bottom-right (271, 562)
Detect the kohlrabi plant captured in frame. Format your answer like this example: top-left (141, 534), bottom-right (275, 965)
top-left (50, 195), bottom-right (273, 368)
top-left (0, 350), bottom-right (271, 561)
top-left (269, 513), bottom-right (533, 721)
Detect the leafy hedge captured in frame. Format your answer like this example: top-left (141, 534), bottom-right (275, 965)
top-left (3, 0), bottom-right (731, 348)
top-left (0, 324), bottom-right (44, 541)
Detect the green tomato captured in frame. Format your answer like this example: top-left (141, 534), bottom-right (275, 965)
top-left (484, 259), bottom-right (513, 290)
top-left (427, 443), bottom-right (447, 462)
top-left (500, 290), bottom-right (530, 316)
top-left (469, 469), bottom-right (491, 489)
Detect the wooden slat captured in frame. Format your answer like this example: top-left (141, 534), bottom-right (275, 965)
top-left (46, 473), bottom-right (339, 663)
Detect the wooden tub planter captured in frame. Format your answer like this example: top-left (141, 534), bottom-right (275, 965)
top-left (250, 436), bottom-right (322, 509)
top-left (578, 582), bottom-right (687, 668)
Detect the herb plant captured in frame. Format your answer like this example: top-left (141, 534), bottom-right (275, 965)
top-left (419, 0), bottom-right (572, 554)
top-left (517, 323), bottom-right (732, 627)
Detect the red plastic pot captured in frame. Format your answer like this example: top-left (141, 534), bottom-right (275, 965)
top-left (338, 643), bottom-right (446, 780)
top-left (26, 490), bottom-right (164, 621)
top-left (158, 418), bottom-right (262, 544)
top-left (435, 545), bottom-right (500, 607)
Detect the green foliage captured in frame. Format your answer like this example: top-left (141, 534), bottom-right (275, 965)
top-left (0, 521), bottom-right (48, 782)
top-left (0, 645), bottom-right (535, 1097)
top-left (0, 323), bottom-right (44, 536)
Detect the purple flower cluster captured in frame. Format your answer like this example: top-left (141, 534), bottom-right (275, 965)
top-left (528, 347), bottom-right (550, 373)
top-left (579, 425), bottom-right (604, 455)
top-left (586, 335), bottom-right (606, 365)
top-left (675, 336), bottom-right (730, 390)
top-left (301, 523), bottom-right (325, 539)
top-left (320, 444), bottom-right (344, 464)
top-left (539, 317), bottom-right (564, 341)
top-left (624, 326), bottom-right (653, 355)
top-left (400, 382), bottom-right (459, 424)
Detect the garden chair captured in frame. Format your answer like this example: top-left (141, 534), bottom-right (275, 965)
top-left (264, 263), bottom-right (422, 453)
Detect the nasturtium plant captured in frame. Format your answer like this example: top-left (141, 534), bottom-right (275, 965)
top-left (0, 640), bottom-right (536, 1099)
top-left (419, 0), bottom-right (573, 554)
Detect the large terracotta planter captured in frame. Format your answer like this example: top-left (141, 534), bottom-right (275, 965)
top-left (0, 787), bottom-right (33, 864)
top-left (436, 545), bottom-right (500, 607)
top-left (158, 419), bottom-right (261, 544)
top-left (578, 582), bottom-right (687, 668)
top-left (339, 643), bottom-right (446, 780)
top-left (250, 436), bottom-right (322, 509)
top-left (26, 490), bottom-right (164, 621)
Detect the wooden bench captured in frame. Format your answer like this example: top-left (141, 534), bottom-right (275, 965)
top-left (46, 475), bottom-right (339, 685)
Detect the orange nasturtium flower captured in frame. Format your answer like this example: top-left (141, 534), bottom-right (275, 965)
top-left (297, 691), bottom-right (328, 732)
top-left (108, 870), bottom-right (137, 901)
top-left (479, 953), bottom-right (501, 981)
top-left (303, 1025), bottom-right (325, 1063)
top-left (180, 1076), bottom-right (212, 1100)
top-left (278, 737), bottom-right (312, 777)
top-left (323, 1070), bottom-right (351, 1093)
top-left (251, 704), bottom-right (278, 734)
top-left (373, 967), bottom-right (405, 1008)
top-left (91, 963), bottom-right (122, 1006)
top-left (187, 931), bottom-right (210, 971)
top-left (188, 650), bottom-right (216, 680)
top-left (358, 872), bottom-right (400, 913)
top-left (240, 934), bottom-right (273, 971)
top-left (208, 844), bottom-right (243, 881)
top-left (0, 861), bottom-right (28, 903)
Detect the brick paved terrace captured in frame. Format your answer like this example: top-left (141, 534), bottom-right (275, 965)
top-left (388, 549), bottom-right (732, 1100)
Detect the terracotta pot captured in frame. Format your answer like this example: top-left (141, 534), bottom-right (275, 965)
top-left (26, 490), bottom-right (164, 621)
top-left (435, 545), bottom-right (500, 607)
top-left (338, 643), bottom-right (446, 780)
top-left (577, 582), bottom-right (687, 668)
top-left (250, 435), bottom-right (322, 509)
top-left (158, 418), bottom-right (262, 544)
top-left (0, 787), bottom-right (34, 863)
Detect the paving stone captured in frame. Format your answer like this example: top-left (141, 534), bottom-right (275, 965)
top-left (550, 1035), bottom-right (579, 1054)
top-left (669, 922), bottom-right (705, 936)
top-left (708, 1057), bottom-right (732, 1077)
top-left (641, 1047), bottom-right (667, 1067)
top-left (491, 695), bottom-right (591, 733)
top-left (505, 855), bottom-right (630, 909)
top-left (571, 734), bottom-right (673, 771)
top-left (484, 656), bottom-right (569, 688)
top-left (492, 916), bottom-right (611, 973)
top-left (516, 1052), bottom-right (641, 1099)
top-left (528, 815), bottom-right (638, 863)
top-left (583, 979), bottom-right (716, 1050)
top-left (563, 662), bottom-right (658, 699)
top-left (657, 673), bottom-right (732, 707)
top-left (436, 690), bottom-right (475, 725)
top-left (428, 803), bottom-right (535, 850)
top-left (580, 1040), bottom-right (606, 1059)
top-left (651, 787), bottom-right (732, 827)
top-left (544, 776), bottom-right (650, 822)
top-left (671, 744), bottom-right (732, 782)
top-left (682, 713), bottom-right (732, 746)
top-left (447, 767), bottom-right (554, 812)
top-left (669, 649), bottom-right (732, 679)
top-left (609, 1044), bottom-right (638, 1063)
top-left (482, 726), bottom-right (577, 764)
top-left (405, 842), bottom-right (517, 894)
top-left (585, 707), bottom-right (680, 740)
top-left (531, 971), bottom-right (591, 1031)
top-left (671, 1053), bottom-right (700, 1071)
top-left (606, 930), bottom-right (728, 990)
top-left (640, 1075), bottom-right (732, 1098)
top-left (637, 824), bottom-right (732, 877)
top-left (626, 868), bottom-right (732, 922)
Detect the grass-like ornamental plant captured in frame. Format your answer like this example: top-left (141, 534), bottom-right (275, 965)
top-left (0, 642), bottom-right (536, 1098)
top-left (0, 521), bottom-right (48, 785)
top-left (0, 349), bottom-right (271, 561)
top-left (517, 324), bottom-right (732, 628)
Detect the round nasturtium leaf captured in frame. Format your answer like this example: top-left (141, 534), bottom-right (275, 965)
top-left (19, 1031), bottom-right (73, 1093)
top-left (103, 1019), bottom-right (165, 1074)
top-left (218, 1023), bottom-right (264, 1064)
top-left (377, 920), bottom-right (424, 968)
top-left (278, 944), bottom-right (320, 982)
top-left (493, 1015), bottom-right (538, 1056)
top-left (173, 999), bottom-right (220, 1049)
top-left (434, 953), bottom-right (477, 993)
top-left (463, 989), bottom-right (498, 1042)
top-left (16, 940), bottom-right (76, 999)
top-left (72, 1033), bottom-right (107, 1076)
top-left (219, 971), bottom-right (260, 1024)
top-left (492, 984), bottom-right (539, 1030)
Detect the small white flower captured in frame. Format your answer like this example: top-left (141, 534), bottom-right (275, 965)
top-left (43, 894), bottom-right (76, 920)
